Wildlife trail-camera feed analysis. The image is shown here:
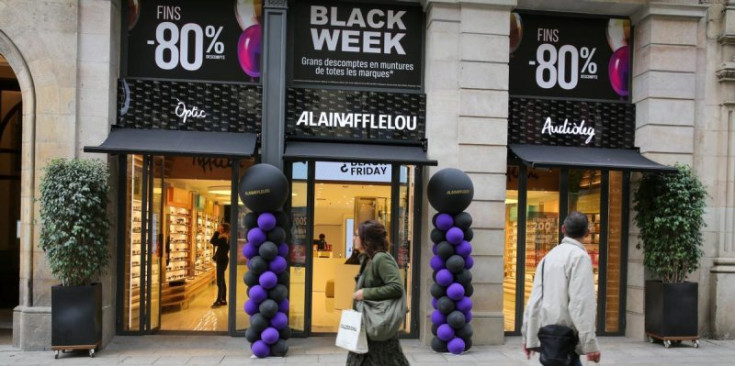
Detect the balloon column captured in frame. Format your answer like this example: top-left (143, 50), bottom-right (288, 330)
top-left (427, 168), bottom-right (475, 355)
top-left (240, 164), bottom-right (290, 358)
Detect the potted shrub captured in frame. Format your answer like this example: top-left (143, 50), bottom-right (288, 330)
top-left (633, 163), bottom-right (706, 348)
top-left (39, 158), bottom-right (110, 358)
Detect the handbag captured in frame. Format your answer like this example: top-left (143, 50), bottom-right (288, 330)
top-left (335, 309), bottom-right (368, 353)
top-left (537, 260), bottom-right (579, 366)
top-left (355, 252), bottom-right (408, 341)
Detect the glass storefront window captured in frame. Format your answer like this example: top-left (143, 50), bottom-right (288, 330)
top-left (289, 162), bottom-right (308, 332)
top-left (124, 155), bottom-right (144, 331)
top-left (569, 169), bottom-right (602, 298)
top-left (605, 171), bottom-right (624, 332)
top-left (503, 166), bottom-right (520, 332)
top-left (524, 168), bottom-right (560, 305)
top-left (397, 165), bottom-right (415, 333)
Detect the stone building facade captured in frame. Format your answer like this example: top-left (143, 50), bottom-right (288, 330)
top-left (2, 0), bottom-right (734, 351)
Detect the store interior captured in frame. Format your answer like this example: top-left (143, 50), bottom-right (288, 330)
top-left (503, 167), bottom-right (621, 333)
top-left (125, 156), bottom-right (241, 332)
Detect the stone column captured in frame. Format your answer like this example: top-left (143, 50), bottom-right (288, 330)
top-left (421, 0), bottom-right (515, 346)
top-left (261, 0), bottom-right (288, 170)
top-left (628, 2), bottom-right (707, 339)
top-left (712, 1), bottom-right (735, 340)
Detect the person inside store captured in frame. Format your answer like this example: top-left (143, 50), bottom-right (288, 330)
top-left (521, 211), bottom-right (601, 365)
top-left (210, 222), bottom-right (230, 308)
top-left (346, 220), bottom-right (409, 366)
top-left (313, 233), bottom-right (328, 251)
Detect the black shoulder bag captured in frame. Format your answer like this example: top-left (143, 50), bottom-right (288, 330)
top-left (537, 260), bottom-right (580, 366)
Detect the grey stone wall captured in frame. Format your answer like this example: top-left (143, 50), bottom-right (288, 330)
top-left (1, 0), bottom-right (119, 350)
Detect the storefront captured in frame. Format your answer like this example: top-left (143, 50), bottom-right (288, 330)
top-left (84, 0), bottom-right (433, 337)
top-left (501, 11), bottom-right (674, 335)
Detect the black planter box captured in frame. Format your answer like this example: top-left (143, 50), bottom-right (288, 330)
top-left (645, 281), bottom-right (698, 337)
top-left (52, 283), bottom-right (102, 348)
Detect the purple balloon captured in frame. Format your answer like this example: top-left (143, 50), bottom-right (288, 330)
top-left (278, 242), bottom-right (289, 258)
top-left (464, 256), bottom-right (474, 269)
top-left (252, 340), bottom-right (270, 358)
top-left (456, 296), bottom-right (472, 313)
top-left (448, 337), bottom-right (466, 355)
top-left (432, 244), bottom-right (438, 255)
top-left (259, 271), bottom-right (278, 289)
top-left (249, 285), bottom-right (267, 303)
top-left (269, 256), bottom-right (288, 274)
top-left (243, 243), bottom-right (259, 259)
top-left (244, 299), bottom-right (259, 315)
top-left (261, 327), bottom-right (279, 345)
top-left (431, 297), bottom-right (438, 309)
top-left (465, 311), bottom-right (473, 322)
top-left (447, 283), bottom-right (465, 301)
top-left (436, 269), bottom-right (454, 287)
top-left (278, 299), bottom-right (289, 314)
top-left (430, 255), bottom-right (445, 271)
top-left (437, 324), bottom-right (455, 341)
top-left (258, 212), bottom-right (277, 231)
top-left (248, 228), bottom-right (267, 246)
top-left (270, 312), bottom-right (288, 330)
top-left (431, 309), bottom-right (446, 325)
top-left (446, 227), bottom-right (464, 245)
top-left (435, 213), bottom-right (454, 231)
top-left (609, 45), bottom-right (630, 97)
top-left (237, 24), bottom-right (262, 78)
top-left (455, 241), bottom-right (472, 258)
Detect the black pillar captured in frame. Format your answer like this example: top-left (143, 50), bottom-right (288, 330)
top-left (261, 0), bottom-right (288, 170)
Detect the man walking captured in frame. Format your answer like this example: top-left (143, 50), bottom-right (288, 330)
top-left (522, 211), bottom-right (602, 365)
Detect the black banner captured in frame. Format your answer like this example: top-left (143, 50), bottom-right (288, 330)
top-left (508, 97), bottom-right (635, 148)
top-left (509, 12), bottom-right (631, 102)
top-left (126, 0), bottom-right (262, 83)
top-left (117, 79), bottom-right (261, 133)
top-left (286, 88), bottom-right (426, 142)
top-left (291, 0), bottom-right (423, 89)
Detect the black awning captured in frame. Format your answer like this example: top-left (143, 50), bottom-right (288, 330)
top-left (509, 144), bottom-right (676, 172)
top-left (84, 128), bottom-right (258, 158)
top-left (283, 141), bottom-right (437, 166)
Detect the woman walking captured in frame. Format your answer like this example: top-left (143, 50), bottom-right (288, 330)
top-left (346, 220), bottom-right (409, 366)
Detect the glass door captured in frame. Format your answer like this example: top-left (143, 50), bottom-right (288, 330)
top-left (145, 157), bottom-right (165, 332)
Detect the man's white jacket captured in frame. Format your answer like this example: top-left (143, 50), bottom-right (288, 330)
top-left (521, 237), bottom-right (600, 355)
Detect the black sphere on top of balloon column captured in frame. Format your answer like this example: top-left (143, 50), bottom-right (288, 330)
top-left (239, 164), bottom-right (289, 213)
top-left (426, 168), bottom-right (474, 214)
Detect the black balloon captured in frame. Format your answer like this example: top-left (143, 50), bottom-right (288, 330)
top-left (447, 311), bottom-right (466, 330)
top-left (457, 323), bottom-right (473, 340)
top-left (266, 227), bottom-right (286, 244)
top-left (430, 283), bottom-right (446, 298)
top-left (250, 313), bottom-right (269, 333)
top-left (269, 284), bottom-right (288, 303)
top-left (457, 269), bottom-right (473, 285)
top-left (244, 212), bottom-right (258, 230)
top-left (464, 228), bottom-right (474, 242)
top-left (437, 241), bottom-right (454, 260)
top-left (239, 164), bottom-right (289, 213)
top-left (277, 271), bottom-right (290, 285)
top-left (431, 323), bottom-right (439, 336)
top-left (430, 337), bottom-right (448, 353)
top-left (431, 228), bottom-right (445, 244)
top-left (446, 255), bottom-right (466, 274)
top-left (271, 339), bottom-right (289, 357)
top-left (437, 296), bottom-right (455, 315)
top-left (431, 213), bottom-right (440, 227)
top-left (274, 211), bottom-right (289, 228)
top-left (427, 168), bottom-right (474, 214)
top-left (244, 271), bottom-right (258, 287)
top-left (248, 256), bottom-right (268, 275)
top-left (245, 327), bottom-right (260, 343)
top-left (259, 299), bottom-right (279, 319)
top-left (279, 326), bottom-right (291, 340)
top-left (464, 337), bottom-right (473, 351)
top-left (453, 212), bottom-right (472, 231)
top-left (259, 241), bottom-right (279, 261)
top-left (465, 283), bottom-right (474, 297)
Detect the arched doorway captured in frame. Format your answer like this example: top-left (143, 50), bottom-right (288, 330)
top-left (0, 53), bottom-right (21, 345)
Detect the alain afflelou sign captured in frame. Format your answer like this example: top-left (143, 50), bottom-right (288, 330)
top-left (290, 0), bottom-right (424, 89)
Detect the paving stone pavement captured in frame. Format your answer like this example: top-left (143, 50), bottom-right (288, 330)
top-left (1, 336), bottom-right (735, 366)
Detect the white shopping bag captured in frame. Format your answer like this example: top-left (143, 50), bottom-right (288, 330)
top-left (335, 310), bottom-right (368, 354)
